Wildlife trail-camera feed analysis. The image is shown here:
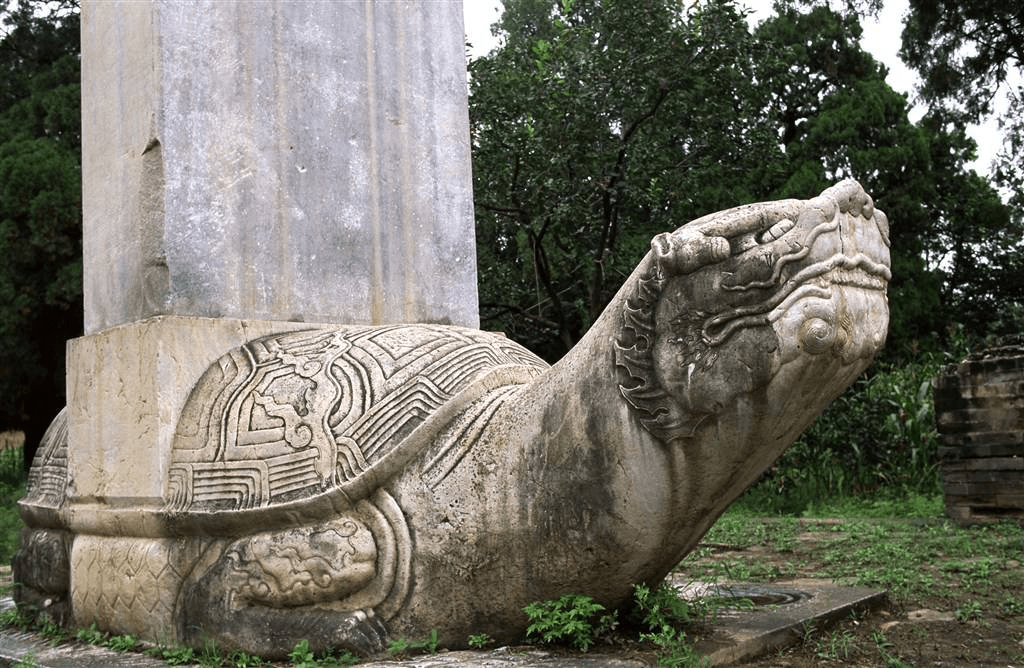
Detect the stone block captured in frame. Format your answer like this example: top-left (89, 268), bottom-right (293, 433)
top-left (935, 342), bottom-right (1024, 524)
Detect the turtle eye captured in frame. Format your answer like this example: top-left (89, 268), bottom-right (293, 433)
top-left (757, 218), bottom-right (794, 244)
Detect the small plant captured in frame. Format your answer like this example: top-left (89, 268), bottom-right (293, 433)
top-left (873, 631), bottom-right (913, 668)
top-left (146, 643), bottom-right (197, 666)
top-left (0, 607), bottom-right (35, 632)
top-left (289, 639), bottom-right (317, 667)
top-left (198, 637), bottom-right (225, 667)
top-left (800, 621), bottom-right (816, 644)
top-left (227, 649), bottom-right (265, 667)
top-left (640, 623), bottom-right (709, 668)
top-left (11, 653), bottom-right (38, 668)
top-left (633, 584), bottom-right (710, 667)
top-left (103, 635), bottom-right (137, 651)
top-left (467, 632), bottom-right (492, 648)
top-left (110, 634), bottom-right (138, 653)
top-left (956, 600), bottom-right (984, 622)
top-left (287, 640), bottom-right (360, 667)
top-left (814, 629), bottom-right (858, 660)
top-left (633, 583), bottom-right (707, 627)
top-left (1001, 595), bottom-right (1024, 616)
top-left (328, 649), bottom-right (362, 667)
top-left (37, 617), bottom-right (67, 644)
top-left (523, 594), bottom-right (614, 651)
top-left (388, 628), bottom-right (440, 657)
top-left (75, 621), bottom-right (105, 645)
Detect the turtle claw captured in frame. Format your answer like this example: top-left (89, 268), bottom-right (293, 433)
top-left (338, 609), bottom-right (389, 656)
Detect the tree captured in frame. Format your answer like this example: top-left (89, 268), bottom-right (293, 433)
top-left (900, 0), bottom-right (1022, 125)
top-left (900, 1), bottom-right (1024, 211)
top-left (471, 0), bottom-right (1020, 362)
top-left (469, 0), bottom-right (783, 360)
top-left (0, 0), bottom-right (81, 468)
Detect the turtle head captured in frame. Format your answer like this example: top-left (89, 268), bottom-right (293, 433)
top-left (616, 180), bottom-right (891, 442)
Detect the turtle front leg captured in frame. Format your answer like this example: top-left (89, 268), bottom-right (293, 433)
top-left (180, 516), bottom-right (388, 659)
top-left (12, 528), bottom-right (72, 626)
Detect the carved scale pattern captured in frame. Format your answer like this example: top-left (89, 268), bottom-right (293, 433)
top-left (69, 536), bottom-right (206, 639)
top-left (22, 407), bottom-right (68, 512)
top-left (166, 325), bottom-right (547, 512)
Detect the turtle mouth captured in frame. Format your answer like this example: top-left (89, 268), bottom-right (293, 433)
top-left (700, 251), bottom-right (889, 347)
top-left (824, 267), bottom-right (888, 291)
top-left (798, 254), bottom-right (891, 291)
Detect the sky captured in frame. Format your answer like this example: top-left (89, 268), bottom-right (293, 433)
top-left (461, 0), bottom-right (1003, 176)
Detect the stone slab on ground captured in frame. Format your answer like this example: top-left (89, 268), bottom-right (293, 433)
top-left (677, 578), bottom-right (887, 665)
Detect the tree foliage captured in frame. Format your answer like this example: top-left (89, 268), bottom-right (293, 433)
top-left (753, 3), bottom-right (1022, 357)
top-left (900, 0), bottom-right (1022, 124)
top-left (901, 1), bottom-right (1024, 212)
top-left (470, 0), bottom-right (780, 360)
top-left (470, 0), bottom-right (1023, 362)
top-left (897, 0), bottom-right (1024, 337)
top-left (0, 0), bottom-right (81, 463)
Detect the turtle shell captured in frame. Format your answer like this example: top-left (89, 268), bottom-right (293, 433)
top-left (165, 325), bottom-right (547, 523)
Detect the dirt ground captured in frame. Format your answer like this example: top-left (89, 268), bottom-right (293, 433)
top-left (372, 516), bottom-right (1024, 667)
top-left (679, 517), bottom-right (1024, 667)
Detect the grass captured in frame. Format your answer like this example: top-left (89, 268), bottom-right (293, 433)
top-left (683, 492), bottom-right (1024, 603)
top-left (678, 493), bottom-right (1024, 666)
top-left (0, 438), bottom-right (26, 569)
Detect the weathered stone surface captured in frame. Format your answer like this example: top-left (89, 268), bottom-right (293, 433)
top-left (81, 0), bottom-right (478, 333)
top-left (18, 181), bottom-right (890, 659)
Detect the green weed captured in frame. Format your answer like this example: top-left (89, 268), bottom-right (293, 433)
top-left (36, 617), bottom-right (66, 643)
top-left (872, 630), bottom-right (913, 668)
top-left (10, 653), bottom-right (37, 668)
top-left (145, 643), bottom-right (196, 665)
top-left (197, 637), bottom-right (223, 667)
top-left (104, 633), bottom-right (138, 652)
top-left (523, 594), bottom-right (615, 652)
top-left (0, 607), bottom-right (35, 631)
top-left (75, 621), bottom-right (105, 645)
top-left (814, 629), bottom-right (858, 660)
top-left (955, 600), bottom-right (983, 622)
top-left (388, 629), bottom-right (440, 658)
top-left (632, 583), bottom-right (711, 667)
top-left (1000, 595), bottom-right (1024, 617)
top-left (633, 583), bottom-right (707, 627)
top-left (467, 632), bottom-right (491, 648)
top-left (227, 649), bottom-right (265, 667)
top-left (286, 643), bottom-right (358, 667)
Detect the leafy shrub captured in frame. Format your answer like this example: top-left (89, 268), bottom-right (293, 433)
top-left (467, 632), bottom-right (491, 648)
top-left (388, 629), bottom-right (439, 658)
top-left (632, 584), bottom-right (710, 667)
top-left (523, 594), bottom-right (616, 651)
top-left (743, 351), bottom-right (957, 514)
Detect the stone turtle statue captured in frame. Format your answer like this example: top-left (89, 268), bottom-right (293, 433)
top-left (15, 180), bottom-right (890, 658)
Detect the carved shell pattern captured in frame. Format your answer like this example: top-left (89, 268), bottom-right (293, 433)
top-left (165, 325), bottom-right (548, 514)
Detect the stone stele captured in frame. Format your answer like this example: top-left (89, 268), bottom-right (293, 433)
top-left (16, 181), bottom-right (890, 659)
top-left (80, 0), bottom-right (478, 333)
